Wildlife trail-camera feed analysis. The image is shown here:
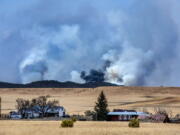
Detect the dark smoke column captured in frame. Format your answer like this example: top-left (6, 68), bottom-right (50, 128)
top-left (80, 69), bottom-right (105, 83)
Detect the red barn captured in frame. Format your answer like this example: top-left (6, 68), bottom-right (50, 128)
top-left (107, 109), bottom-right (149, 121)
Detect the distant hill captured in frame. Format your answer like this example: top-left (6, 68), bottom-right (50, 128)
top-left (0, 80), bottom-right (118, 88)
top-left (0, 82), bottom-right (23, 88)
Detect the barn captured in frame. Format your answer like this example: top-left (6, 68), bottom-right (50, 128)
top-left (107, 109), bottom-right (150, 121)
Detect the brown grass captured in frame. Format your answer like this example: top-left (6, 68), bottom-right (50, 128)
top-left (0, 86), bottom-right (180, 115)
top-left (0, 121), bottom-right (179, 135)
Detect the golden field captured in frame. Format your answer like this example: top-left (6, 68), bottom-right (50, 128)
top-left (0, 121), bottom-right (179, 135)
top-left (0, 86), bottom-right (180, 115)
top-left (0, 86), bottom-right (180, 135)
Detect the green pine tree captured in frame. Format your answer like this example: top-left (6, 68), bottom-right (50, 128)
top-left (94, 91), bottom-right (109, 121)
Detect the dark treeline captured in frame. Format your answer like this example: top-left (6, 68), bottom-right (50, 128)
top-left (0, 80), bottom-right (118, 88)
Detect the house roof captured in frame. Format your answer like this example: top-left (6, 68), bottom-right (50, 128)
top-left (108, 111), bottom-right (138, 116)
top-left (113, 109), bottom-right (136, 112)
top-left (47, 106), bottom-right (64, 113)
top-left (136, 112), bottom-right (150, 116)
top-left (10, 111), bottom-right (21, 115)
top-left (108, 111), bottom-right (150, 116)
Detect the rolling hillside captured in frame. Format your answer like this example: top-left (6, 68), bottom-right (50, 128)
top-left (0, 86), bottom-right (180, 115)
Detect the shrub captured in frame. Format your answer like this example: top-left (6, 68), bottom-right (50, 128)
top-left (71, 117), bottom-right (77, 122)
top-left (61, 120), bottom-right (74, 128)
top-left (84, 110), bottom-right (96, 120)
top-left (128, 118), bottom-right (140, 128)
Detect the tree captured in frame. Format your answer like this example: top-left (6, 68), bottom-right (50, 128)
top-left (94, 91), bottom-right (109, 121)
top-left (16, 95), bottom-right (59, 118)
top-left (154, 107), bottom-right (171, 123)
top-left (31, 95), bottom-right (59, 117)
top-left (84, 110), bottom-right (96, 120)
top-left (16, 98), bottom-right (31, 117)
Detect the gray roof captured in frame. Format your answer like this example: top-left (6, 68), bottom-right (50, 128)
top-left (47, 106), bottom-right (64, 113)
top-left (136, 112), bottom-right (150, 116)
top-left (108, 111), bottom-right (150, 116)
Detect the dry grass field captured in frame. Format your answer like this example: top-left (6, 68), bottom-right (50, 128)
top-left (0, 121), bottom-right (179, 135)
top-left (0, 86), bottom-right (180, 115)
top-left (0, 87), bottom-right (180, 135)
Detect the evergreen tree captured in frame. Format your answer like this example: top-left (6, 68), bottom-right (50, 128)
top-left (94, 91), bottom-right (109, 121)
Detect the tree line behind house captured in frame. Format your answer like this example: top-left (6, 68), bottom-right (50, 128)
top-left (6, 91), bottom-right (180, 123)
top-left (10, 95), bottom-right (66, 119)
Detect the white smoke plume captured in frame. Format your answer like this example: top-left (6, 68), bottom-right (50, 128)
top-left (0, 0), bottom-right (180, 86)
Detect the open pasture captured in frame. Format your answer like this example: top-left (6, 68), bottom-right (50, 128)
top-left (0, 121), bottom-right (179, 135)
top-left (0, 86), bottom-right (180, 115)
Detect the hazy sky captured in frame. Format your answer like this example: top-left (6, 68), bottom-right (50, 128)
top-left (0, 0), bottom-right (180, 86)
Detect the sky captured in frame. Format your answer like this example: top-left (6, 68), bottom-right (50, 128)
top-left (0, 0), bottom-right (180, 86)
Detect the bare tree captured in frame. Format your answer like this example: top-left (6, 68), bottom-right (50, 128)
top-left (16, 95), bottom-right (59, 118)
top-left (16, 98), bottom-right (31, 117)
top-left (31, 95), bottom-right (59, 117)
top-left (154, 107), bottom-right (172, 117)
top-left (142, 107), bottom-right (149, 113)
top-left (154, 107), bottom-right (172, 123)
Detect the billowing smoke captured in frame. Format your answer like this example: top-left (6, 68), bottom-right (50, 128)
top-left (21, 61), bottom-right (48, 83)
top-left (102, 45), bottom-right (155, 85)
top-left (0, 0), bottom-right (180, 86)
top-left (80, 70), bottom-right (105, 83)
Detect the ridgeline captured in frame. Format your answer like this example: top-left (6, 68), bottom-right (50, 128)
top-left (0, 80), bottom-right (118, 88)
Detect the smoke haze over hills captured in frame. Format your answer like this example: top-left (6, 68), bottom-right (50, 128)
top-left (0, 0), bottom-right (180, 86)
